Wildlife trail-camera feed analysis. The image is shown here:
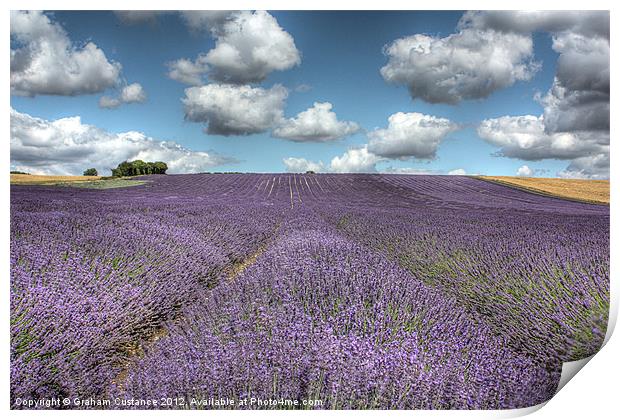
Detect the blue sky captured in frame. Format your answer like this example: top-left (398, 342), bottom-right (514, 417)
top-left (10, 10), bottom-right (609, 177)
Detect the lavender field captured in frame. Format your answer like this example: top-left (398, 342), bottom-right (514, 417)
top-left (10, 174), bottom-right (609, 409)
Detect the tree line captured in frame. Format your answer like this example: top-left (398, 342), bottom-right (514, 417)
top-left (111, 160), bottom-right (168, 177)
top-left (82, 160), bottom-right (169, 177)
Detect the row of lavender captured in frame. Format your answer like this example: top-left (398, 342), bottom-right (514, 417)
top-left (11, 184), bottom-right (283, 404)
top-left (323, 188), bottom-right (609, 363)
top-left (10, 174), bottom-right (609, 409)
top-left (120, 212), bottom-right (559, 409)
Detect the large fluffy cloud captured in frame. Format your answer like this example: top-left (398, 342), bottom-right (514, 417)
top-left (381, 10), bottom-right (609, 107)
top-left (168, 11), bottom-right (300, 85)
top-left (203, 10), bottom-right (300, 83)
top-left (381, 26), bottom-right (537, 104)
top-left (462, 11), bottom-right (610, 135)
top-left (558, 154), bottom-right (609, 180)
top-left (10, 108), bottom-right (233, 175)
top-left (11, 11), bottom-right (121, 96)
top-left (282, 111), bottom-right (458, 173)
top-left (99, 83), bottom-right (147, 109)
top-left (272, 102), bottom-right (360, 142)
top-left (538, 33), bottom-right (609, 134)
top-left (368, 112), bottom-right (458, 159)
top-left (182, 84), bottom-right (288, 136)
top-left (330, 146), bottom-right (382, 173)
top-left (478, 115), bottom-right (608, 161)
top-left (478, 115), bottom-right (609, 178)
top-left (468, 11), bottom-right (609, 179)
top-left (282, 157), bottom-right (325, 173)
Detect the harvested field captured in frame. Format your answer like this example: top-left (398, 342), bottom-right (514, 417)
top-left (11, 174), bottom-right (102, 184)
top-left (10, 174), bottom-right (146, 189)
top-left (477, 176), bottom-right (609, 205)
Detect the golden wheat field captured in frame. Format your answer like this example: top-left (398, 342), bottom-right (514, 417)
top-left (10, 174), bottom-right (102, 185)
top-left (479, 176), bottom-right (609, 205)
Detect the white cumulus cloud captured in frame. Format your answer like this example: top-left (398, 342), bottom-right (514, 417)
top-left (166, 55), bottom-right (210, 86)
top-left (179, 11), bottom-right (234, 33)
top-left (169, 11), bottom-right (300, 85)
top-left (329, 146), bottom-right (383, 173)
top-left (381, 11), bottom-right (608, 106)
top-left (282, 157), bottom-right (325, 173)
top-left (99, 83), bottom-right (147, 109)
top-left (98, 96), bottom-right (122, 109)
top-left (448, 168), bottom-right (467, 176)
top-left (538, 33), bottom-right (609, 134)
top-left (368, 112), bottom-right (458, 159)
top-left (10, 108), bottom-right (233, 175)
top-left (478, 115), bottom-right (609, 178)
top-left (205, 11), bottom-right (300, 83)
top-left (283, 111), bottom-right (460, 174)
top-left (11, 11), bottom-right (121, 96)
top-left (120, 83), bottom-right (147, 103)
top-left (285, 147), bottom-right (382, 174)
top-left (461, 11), bottom-right (609, 137)
top-left (381, 26), bottom-right (537, 104)
top-left (182, 84), bottom-right (288, 136)
top-left (477, 115), bottom-right (608, 161)
top-left (557, 154), bottom-right (609, 180)
top-left (467, 11), bottom-right (609, 179)
top-left (272, 102), bottom-right (360, 142)
top-left (516, 165), bottom-right (533, 176)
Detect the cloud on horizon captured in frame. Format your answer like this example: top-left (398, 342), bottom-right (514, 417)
top-left (368, 112), bottom-right (459, 160)
top-left (478, 115), bottom-right (609, 179)
top-left (273, 102), bottom-right (360, 142)
top-left (282, 157), bottom-right (325, 173)
top-left (10, 108), bottom-right (234, 175)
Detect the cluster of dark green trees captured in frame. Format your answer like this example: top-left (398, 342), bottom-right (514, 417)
top-left (83, 168), bottom-right (98, 176)
top-left (111, 160), bottom-right (168, 177)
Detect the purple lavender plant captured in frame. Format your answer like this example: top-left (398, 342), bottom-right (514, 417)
top-left (10, 174), bottom-right (608, 409)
